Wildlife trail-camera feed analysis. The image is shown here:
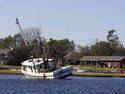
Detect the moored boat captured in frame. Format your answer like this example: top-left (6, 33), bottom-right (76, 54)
top-left (16, 18), bottom-right (72, 79)
top-left (21, 58), bottom-right (72, 79)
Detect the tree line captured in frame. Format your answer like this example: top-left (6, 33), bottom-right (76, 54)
top-left (0, 28), bottom-right (125, 65)
top-left (0, 28), bottom-right (75, 65)
top-left (79, 30), bottom-right (125, 56)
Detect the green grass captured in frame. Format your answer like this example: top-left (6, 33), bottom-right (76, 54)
top-left (0, 64), bottom-right (22, 75)
top-left (0, 70), bottom-right (22, 75)
top-left (0, 64), bottom-right (21, 70)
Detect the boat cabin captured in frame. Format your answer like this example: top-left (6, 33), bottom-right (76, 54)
top-left (21, 58), bottom-right (54, 73)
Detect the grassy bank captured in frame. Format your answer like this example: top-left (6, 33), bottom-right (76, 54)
top-left (1, 70), bottom-right (125, 77)
top-left (0, 64), bottom-right (22, 75)
top-left (0, 64), bottom-right (125, 77)
top-left (72, 65), bottom-right (125, 77)
top-left (0, 64), bottom-right (21, 70)
top-left (72, 65), bottom-right (119, 73)
top-left (0, 70), bottom-right (22, 75)
top-left (73, 72), bottom-right (125, 77)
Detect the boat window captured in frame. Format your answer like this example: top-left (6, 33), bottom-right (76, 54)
top-left (31, 67), bottom-right (33, 72)
top-left (23, 66), bottom-right (26, 69)
top-left (28, 66), bottom-right (31, 68)
top-left (36, 60), bottom-right (40, 62)
top-left (28, 60), bottom-right (32, 62)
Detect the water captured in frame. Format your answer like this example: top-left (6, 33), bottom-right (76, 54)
top-left (0, 75), bottom-right (125, 94)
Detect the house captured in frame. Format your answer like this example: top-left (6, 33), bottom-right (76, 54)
top-left (0, 49), bottom-right (10, 55)
top-left (0, 49), bottom-right (10, 65)
top-left (79, 56), bottom-right (125, 68)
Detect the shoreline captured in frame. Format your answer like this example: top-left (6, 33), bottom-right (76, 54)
top-left (0, 70), bottom-right (23, 75)
top-left (0, 70), bottom-right (125, 78)
top-left (72, 72), bottom-right (125, 78)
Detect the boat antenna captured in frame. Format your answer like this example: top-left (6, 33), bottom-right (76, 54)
top-left (16, 18), bottom-right (28, 47)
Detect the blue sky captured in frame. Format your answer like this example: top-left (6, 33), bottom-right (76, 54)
top-left (0, 0), bottom-right (125, 46)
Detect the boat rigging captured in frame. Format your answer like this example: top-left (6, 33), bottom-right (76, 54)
top-left (16, 18), bottom-right (73, 79)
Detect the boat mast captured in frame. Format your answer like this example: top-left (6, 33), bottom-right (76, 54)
top-left (16, 18), bottom-right (37, 70)
top-left (16, 18), bottom-right (28, 47)
top-left (16, 18), bottom-right (47, 70)
top-left (47, 38), bottom-right (53, 60)
top-left (37, 32), bottom-right (46, 70)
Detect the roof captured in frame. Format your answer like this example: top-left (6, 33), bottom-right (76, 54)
top-left (21, 58), bottom-right (53, 66)
top-left (79, 56), bottom-right (125, 61)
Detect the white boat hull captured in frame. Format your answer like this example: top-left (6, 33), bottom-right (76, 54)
top-left (21, 66), bottom-right (72, 79)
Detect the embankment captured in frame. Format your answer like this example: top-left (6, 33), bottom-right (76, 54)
top-left (72, 72), bottom-right (125, 77)
top-left (0, 70), bottom-right (23, 75)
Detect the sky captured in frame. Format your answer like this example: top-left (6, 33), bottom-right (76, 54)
top-left (0, 0), bottom-right (125, 46)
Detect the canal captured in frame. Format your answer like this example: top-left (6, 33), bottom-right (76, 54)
top-left (0, 75), bottom-right (125, 94)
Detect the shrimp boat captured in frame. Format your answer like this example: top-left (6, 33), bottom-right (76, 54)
top-left (21, 58), bottom-right (72, 79)
top-left (16, 19), bottom-right (72, 79)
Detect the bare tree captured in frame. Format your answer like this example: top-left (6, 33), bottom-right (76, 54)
top-left (22, 27), bottom-right (46, 46)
